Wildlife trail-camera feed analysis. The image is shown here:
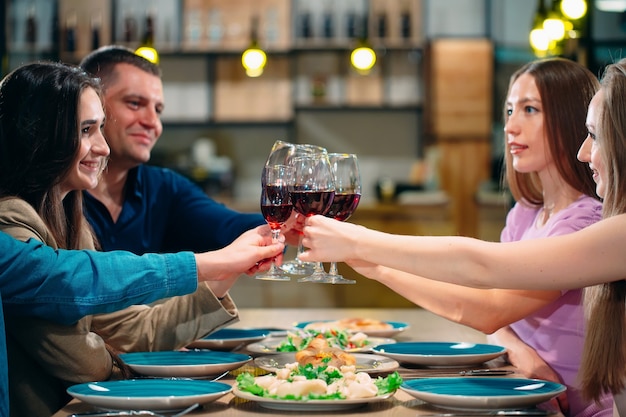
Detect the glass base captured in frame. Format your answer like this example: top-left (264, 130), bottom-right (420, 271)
top-left (328, 275), bottom-right (356, 284)
top-left (255, 274), bottom-right (291, 281)
top-left (298, 273), bottom-right (356, 284)
top-left (279, 260), bottom-right (315, 275)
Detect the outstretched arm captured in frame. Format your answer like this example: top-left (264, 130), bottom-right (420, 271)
top-left (300, 214), bottom-right (626, 290)
top-left (347, 259), bottom-right (561, 333)
top-left (0, 232), bottom-right (197, 324)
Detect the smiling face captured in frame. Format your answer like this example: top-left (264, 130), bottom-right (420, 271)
top-left (60, 87), bottom-right (109, 195)
top-left (578, 90), bottom-right (606, 198)
top-left (101, 63), bottom-right (164, 170)
top-left (504, 73), bottom-right (554, 175)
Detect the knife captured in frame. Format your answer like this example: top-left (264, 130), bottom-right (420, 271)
top-left (402, 369), bottom-right (514, 377)
top-left (419, 409), bottom-right (554, 416)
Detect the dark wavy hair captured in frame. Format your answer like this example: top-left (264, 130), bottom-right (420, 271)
top-left (0, 61), bottom-right (102, 249)
top-left (503, 58), bottom-right (600, 206)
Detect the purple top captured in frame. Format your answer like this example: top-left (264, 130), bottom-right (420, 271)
top-left (492, 195), bottom-right (610, 417)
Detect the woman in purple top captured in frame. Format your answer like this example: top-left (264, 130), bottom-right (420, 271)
top-left (309, 58), bottom-right (610, 417)
top-left (301, 58), bottom-right (626, 417)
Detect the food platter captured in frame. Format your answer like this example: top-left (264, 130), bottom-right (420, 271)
top-left (246, 335), bottom-right (396, 354)
top-left (232, 386), bottom-right (395, 411)
top-left (254, 352), bottom-right (399, 374)
top-left (294, 319), bottom-right (409, 338)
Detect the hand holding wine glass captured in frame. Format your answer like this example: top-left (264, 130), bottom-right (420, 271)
top-left (290, 153), bottom-right (336, 283)
top-left (256, 164), bottom-right (294, 281)
top-left (325, 153), bottom-right (362, 284)
top-left (264, 140), bottom-right (328, 276)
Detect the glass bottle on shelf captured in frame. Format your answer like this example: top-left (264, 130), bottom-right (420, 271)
top-left (64, 11), bottom-right (76, 53)
top-left (207, 8), bottom-right (223, 44)
top-left (25, 6), bottom-right (37, 49)
top-left (401, 10), bottom-right (411, 40)
top-left (142, 10), bottom-right (155, 46)
top-left (123, 10), bottom-right (137, 43)
top-left (91, 12), bottom-right (102, 51)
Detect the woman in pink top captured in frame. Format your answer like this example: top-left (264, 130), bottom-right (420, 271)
top-left (301, 58), bottom-right (626, 417)
top-left (308, 58), bottom-right (610, 417)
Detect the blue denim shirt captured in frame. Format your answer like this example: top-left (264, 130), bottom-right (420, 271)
top-left (0, 232), bottom-right (197, 417)
top-left (84, 165), bottom-right (265, 254)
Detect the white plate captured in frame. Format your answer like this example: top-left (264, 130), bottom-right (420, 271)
top-left (246, 336), bottom-right (396, 354)
top-left (372, 342), bottom-right (506, 366)
top-left (254, 353), bottom-right (399, 374)
top-left (67, 379), bottom-right (232, 411)
top-left (187, 328), bottom-right (277, 350)
top-left (294, 319), bottom-right (409, 338)
top-left (401, 378), bottom-right (566, 410)
top-left (232, 386), bottom-right (395, 411)
top-left (119, 350), bottom-right (251, 378)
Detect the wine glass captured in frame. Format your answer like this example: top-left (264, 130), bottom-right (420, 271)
top-left (256, 164), bottom-right (294, 281)
top-left (325, 153), bottom-right (362, 284)
top-left (264, 141), bottom-right (327, 276)
top-left (290, 153), bottom-right (336, 283)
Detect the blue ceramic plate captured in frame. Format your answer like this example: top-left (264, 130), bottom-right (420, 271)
top-left (67, 379), bottom-right (232, 411)
top-left (401, 377), bottom-right (566, 410)
top-left (119, 350), bottom-right (251, 377)
top-left (187, 328), bottom-right (280, 350)
top-left (372, 342), bottom-right (506, 366)
top-left (294, 320), bottom-right (409, 337)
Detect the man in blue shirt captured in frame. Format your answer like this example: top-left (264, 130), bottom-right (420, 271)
top-left (80, 46), bottom-right (297, 255)
top-left (0, 229), bottom-right (283, 417)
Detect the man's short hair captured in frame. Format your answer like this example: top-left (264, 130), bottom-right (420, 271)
top-left (79, 45), bottom-right (161, 89)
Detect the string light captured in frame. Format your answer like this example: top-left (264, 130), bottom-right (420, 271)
top-left (561, 0), bottom-right (587, 19)
top-left (543, 0), bottom-right (566, 41)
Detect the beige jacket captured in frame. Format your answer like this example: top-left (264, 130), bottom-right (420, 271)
top-left (0, 198), bottom-right (239, 417)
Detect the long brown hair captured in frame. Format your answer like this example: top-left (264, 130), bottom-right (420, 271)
top-left (0, 62), bottom-right (103, 249)
top-left (580, 59), bottom-right (626, 401)
top-left (503, 58), bottom-right (600, 206)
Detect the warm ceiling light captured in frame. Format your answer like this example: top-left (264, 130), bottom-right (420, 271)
top-left (561, 0), bottom-right (587, 19)
top-left (350, 46), bottom-right (376, 73)
top-left (241, 45), bottom-right (267, 77)
top-left (529, 28), bottom-right (551, 53)
top-left (135, 46), bottom-right (159, 64)
top-left (543, 0), bottom-right (566, 41)
top-left (543, 16), bottom-right (566, 40)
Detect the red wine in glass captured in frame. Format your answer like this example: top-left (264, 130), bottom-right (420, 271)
top-left (256, 165), bottom-right (294, 281)
top-left (326, 192), bottom-right (361, 221)
top-left (290, 189), bottom-right (335, 217)
top-left (261, 203), bottom-right (293, 229)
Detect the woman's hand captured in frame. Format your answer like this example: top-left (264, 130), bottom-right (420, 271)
top-left (300, 215), bottom-right (361, 263)
top-left (489, 326), bottom-right (569, 414)
top-left (195, 225), bottom-right (284, 282)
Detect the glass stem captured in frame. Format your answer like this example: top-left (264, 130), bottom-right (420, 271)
top-left (328, 262), bottom-right (339, 276)
top-left (295, 238), bottom-right (305, 262)
top-left (268, 229), bottom-right (281, 272)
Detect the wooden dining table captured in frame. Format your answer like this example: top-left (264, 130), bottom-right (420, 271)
top-left (52, 308), bottom-right (563, 417)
